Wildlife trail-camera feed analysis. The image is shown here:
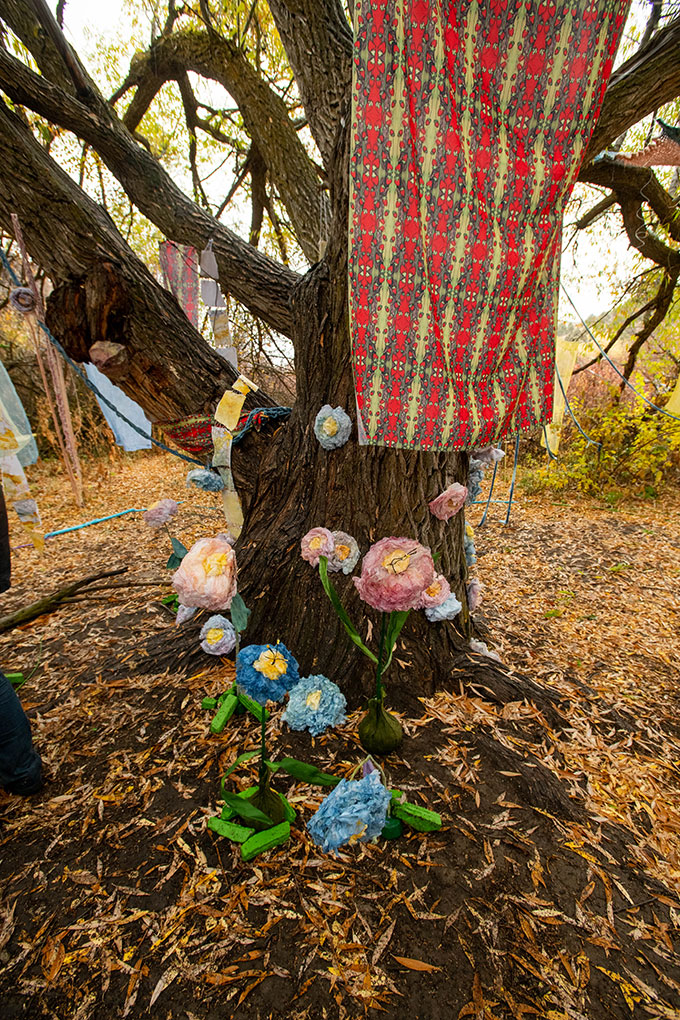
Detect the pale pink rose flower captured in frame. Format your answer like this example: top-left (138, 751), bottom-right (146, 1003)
top-left (417, 573), bottom-right (451, 609)
top-left (353, 536), bottom-right (435, 612)
top-left (428, 483), bottom-right (468, 521)
top-left (143, 498), bottom-right (179, 528)
top-left (172, 535), bottom-right (237, 610)
top-left (301, 527), bottom-right (335, 566)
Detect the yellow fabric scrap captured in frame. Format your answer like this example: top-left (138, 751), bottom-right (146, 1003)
top-left (541, 338), bottom-right (580, 455)
top-left (214, 389), bottom-right (247, 431)
top-left (665, 375), bottom-right (680, 418)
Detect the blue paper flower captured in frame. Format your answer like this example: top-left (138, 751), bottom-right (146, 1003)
top-left (466, 458), bottom-right (484, 504)
top-left (236, 642), bottom-right (300, 705)
top-left (282, 675), bottom-right (347, 737)
top-left (307, 770), bottom-right (391, 854)
top-left (464, 528), bottom-right (477, 568)
top-left (200, 614), bottom-right (237, 655)
top-left (314, 405), bottom-right (352, 450)
top-left (425, 592), bottom-right (462, 622)
top-left (186, 468), bottom-right (225, 492)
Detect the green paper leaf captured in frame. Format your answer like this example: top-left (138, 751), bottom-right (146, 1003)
top-left (267, 757), bottom-right (341, 787)
top-left (221, 789), bottom-right (273, 828)
top-left (230, 592), bottom-right (250, 634)
top-left (170, 537), bottom-right (189, 559)
top-left (220, 750), bottom-right (261, 788)
top-left (383, 609), bottom-right (411, 671)
top-left (318, 557), bottom-right (378, 665)
top-left (165, 553), bottom-right (183, 570)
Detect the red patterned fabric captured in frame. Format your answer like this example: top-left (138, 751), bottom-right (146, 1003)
top-left (349, 0), bottom-right (629, 450)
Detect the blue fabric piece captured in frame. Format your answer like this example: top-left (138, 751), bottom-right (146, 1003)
top-left (307, 771), bottom-right (391, 854)
top-left (464, 532), bottom-right (477, 568)
top-left (0, 359), bottom-right (38, 467)
top-left (236, 642), bottom-right (300, 705)
top-left (282, 675), bottom-right (347, 737)
top-left (84, 363), bottom-right (152, 451)
top-left (0, 670), bottom-right (43, 795)
top-left (466, 458), bottom-right (484, 504)
top-left (425, 592), bottom-right (462, 622)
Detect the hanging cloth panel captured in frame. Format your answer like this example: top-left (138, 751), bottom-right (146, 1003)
top-left (0, 360), bottom-right (38, 467)
top-left (159, 241), bottom-right (199, 327)
top-left (83, 364), bottom-right (152, 452)
top-left (540, 337), bottom-right (580, 455)
top-left (349, 0), bottom-right (629, 451)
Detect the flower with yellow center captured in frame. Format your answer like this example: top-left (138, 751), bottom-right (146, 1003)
top-left (206, 627), bottom-right (224, 645)
top-left (253, 646), bottom-right (289, 681)
top-left (334, 543), bottom-right (350, 562)
top-left (425, 580), bottom-right (442, 598)
top-left (308, 535), bottom-right (324, 552)
top-left (305, 689), bottom-right (322, 711)
top-left (321, 415), bottom-right (339, 437)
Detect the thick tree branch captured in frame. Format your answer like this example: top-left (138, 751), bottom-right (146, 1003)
top-left (113, 29), bottom-right (324, 261)
top-left (582, 160), bottom-right (680, 243)
top-left (0, 46), bottom-right (298, 337)
top-left (265, 0), bottom-right (352, 167)
top-left (584, 15), bottom-right (680, 163)
top-left (0, 97), bottom-right (242, 419)
top-left (619, 268), bottom-right (679, 386)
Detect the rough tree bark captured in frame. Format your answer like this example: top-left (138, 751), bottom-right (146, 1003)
top-left (0, 1), bottom-right (678, 715)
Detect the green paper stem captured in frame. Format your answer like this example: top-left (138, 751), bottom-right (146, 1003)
top-left (318, 556), bottom-right (378, 665)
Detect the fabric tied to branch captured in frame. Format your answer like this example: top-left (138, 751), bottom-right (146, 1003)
top-left (349, 0), bottom-right (629, 451)
top-left (0, 361), bottom-right (37, 467)
top-left (84, 363), bottom-right (152, 452)
top-left (0, 408), bottom-right (43, 550)
top-left (159, 241), bottom-right (199, 327)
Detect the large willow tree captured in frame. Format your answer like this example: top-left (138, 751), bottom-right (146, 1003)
top-left (0, 0), bottom-right (678, 710)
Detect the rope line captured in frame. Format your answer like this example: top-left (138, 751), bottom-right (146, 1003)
top-left (0, 249), bottom-right (291, 465)
top-left (504, 433), bottom-right (520, 527)
top-left (560, 283), bottom-right (680, 423)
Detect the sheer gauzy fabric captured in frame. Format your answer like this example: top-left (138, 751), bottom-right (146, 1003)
top-left (349, 0), bottom-right (630, 451)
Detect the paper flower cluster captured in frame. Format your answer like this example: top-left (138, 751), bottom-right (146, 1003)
top-left (173, 535), bottom-right (237, 610)
top-left (307, 770), bottom-right (391, 854)
top-left (425, 592), bottom-right (462, 622)
top-left (143, 498), bottom-right (178, 528)
top-left (469, 639), bottom-right (501, 663)
top-left (301, 528), bottom-right (361, 574)
top-left (282, 675), bottom-right (347, 737)
top-left (428, 482), bottom-right (468, 521)
top-left (236, 642), bottom-right (300, 705)
top-left (353, 536), bottom-right (435, 612)
top-left (467, 578), bottom-right (483, 612)
top-left (314, 405), bottom-right (352, 450)
top-left (467, 459), bottom-right (485, 504)
top-left (200, 615), bottom-right (237, 656)
top-left (186, 468), bottom-right (225, 492)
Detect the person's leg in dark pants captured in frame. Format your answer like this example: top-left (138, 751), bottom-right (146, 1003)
top-left (0, 670), bottom-right (43, 795)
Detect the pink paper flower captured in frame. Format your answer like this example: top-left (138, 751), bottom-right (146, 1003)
top-left (353, 537), bottom-right (435, 612)
top-left (417, 573), bottom-right (451, 609)
top-left (428, 483), bottom-right (468, 521)
top-left (143, 498), bottom-right (178, 529)
top-left (172, 535), bottom-right (237, 610)
top-left (301, 527), bottom-right (335, 566)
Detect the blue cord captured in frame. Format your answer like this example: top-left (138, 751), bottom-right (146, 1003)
top-left (554, 361), bottom-right (602, 449)
top-left (504, 433), bottom-right (520, 527)
top-left (478, 457), bottom-right (500, 527)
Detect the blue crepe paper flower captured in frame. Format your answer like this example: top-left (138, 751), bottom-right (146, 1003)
top-left (464, 531), bottom-right (477, 568)
top-left (466, 458), bottom-right (484, 504)
top-left (200, 614), bottom-right (237, 655)
top-left (282, 675), bottom-right (347, 737)
top-left (186, 468), bottom-right (225, 492)
top-left (425, 592), bottom-right (462, 622)
top-left (236, 642), bottom-right (300, 705)
top-left (307, 770), bottom-right (391, 854)
top-left (314, 405), bottom-right (352, 450)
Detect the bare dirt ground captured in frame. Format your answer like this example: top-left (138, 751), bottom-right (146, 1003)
top-left (1, 452), bottom-right (679, 1019)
